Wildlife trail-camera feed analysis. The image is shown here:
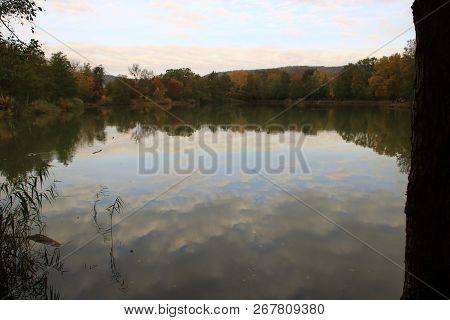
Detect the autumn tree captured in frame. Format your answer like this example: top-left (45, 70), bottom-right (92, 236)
top-left (228, 70), bottom-right (248, 90)
top-left (74, 63), bottom-right (95, 102)
top-left (369, 54), bottom-right (403, 101)
top-left (150, 77), bottom-right (166, 101)
top-left (162, 68), bottom-right (204, 101)
top-left (165, 78), bottom-right (184, 101)
top-left (369, 51), bottom-right (415, 102)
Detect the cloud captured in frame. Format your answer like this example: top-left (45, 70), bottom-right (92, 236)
top-left (326, 168), bottom-right (352, 179)
top-left (147, 0), bottom-right (206, 29)
top-left (24, 0), bottom-right (413, 74)
top-left (333, 15), bottom-right (360, 26)
top-left (48, 0), bottom-right (93, 13)
top-left (44, 181), bottom-right (406, 299)
top-left (43, 42), bottom-right (399, 76)
top-left (33, 108), bottom-right (408, 298)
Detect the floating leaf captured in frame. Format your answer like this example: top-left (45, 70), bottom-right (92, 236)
top-left (28, 234), bottom-right (61, 247)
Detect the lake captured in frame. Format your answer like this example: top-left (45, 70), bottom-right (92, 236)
top-left (0, 104), bottom-right (411, 299)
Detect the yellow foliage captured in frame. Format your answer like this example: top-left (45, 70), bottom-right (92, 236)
top-left (0, 96), bottom-right (16, 109)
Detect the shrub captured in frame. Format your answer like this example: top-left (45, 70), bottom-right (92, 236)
top-left (28, 99), bottom-right (60, 116)
top-left (56, 97), bottom-right (84, 114)
top-left (98, 94), bottom-right (112, 106)
top-left (0, 96), bottom-right (16, 110)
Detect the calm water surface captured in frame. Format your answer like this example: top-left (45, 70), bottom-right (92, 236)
top-left (0, 104), bottom-right (411, 299)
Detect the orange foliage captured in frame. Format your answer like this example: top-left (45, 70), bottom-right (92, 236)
top-left (227, 70), bottom-right (248, 88)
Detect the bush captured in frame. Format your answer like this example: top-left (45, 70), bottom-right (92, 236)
top-left (98, 94), bottom-right (112, 106)
top-left (0, 96), bottom-right (17, 118)
top-left (56, 97), bottom-right (84, 113)
top-left (28, 99), bottom-right (60, 116)
top-left (131, 99), bottom-right (153, 113)
top-left (0, 96), bottom-right (16, 110)
top-left (24, 98), bottom-right (84, 117)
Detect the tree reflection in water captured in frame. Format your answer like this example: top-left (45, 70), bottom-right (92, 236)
top-left (0, 104), bottom-right (412, 299)
top-left (0, 105), bottom-right (411, 180)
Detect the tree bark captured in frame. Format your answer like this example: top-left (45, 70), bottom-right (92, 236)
top-left (402, 0), bottom-right (450, 299)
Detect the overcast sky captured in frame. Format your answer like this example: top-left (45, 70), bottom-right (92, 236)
top-left (15, 0), bottom-right (414, 75)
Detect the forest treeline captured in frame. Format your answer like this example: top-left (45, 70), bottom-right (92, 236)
top-left (0, 38), bottom-right (415, 117)
top-left (1, 0), bottom-right (415, 117)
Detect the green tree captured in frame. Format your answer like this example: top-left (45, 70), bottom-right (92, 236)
top-left (242, 72), bottom-right (262, 100)
top-left (311, 69), bottom-right (329, 99)
top-left (332, 65), bottom-right (353, 100)
top-left (0, 39), bottom-right (47, 103)
top-left (277, 71), bottom-right (291, 99)
top-left (93, 65), bottom-right (105, 101)
top-left (350, 58), bottom-right (376, 99)
top-left (289, 73), bottom-right (303, 99)
top-left (294, 68), bottom-right (328, 100)
top-left (399, 40), bottom-right (416, 101)
top-left (205, 72), bottom-right (233, 101)
top-left (106, 76), bottom-right (132, 105)
top-left (48, 52), bottom-right (76, 100)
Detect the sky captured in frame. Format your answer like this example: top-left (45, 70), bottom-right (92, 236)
top-left (14, 0), bottom-right (415, 75)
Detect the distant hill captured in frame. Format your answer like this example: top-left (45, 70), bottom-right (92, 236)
top-left (104, 65), bottom-right (344, 88)
top-left (278, 65), bottom-right (343, 74)
top-left (221, 65), bottom-right (343, 75)
top-left (223, 65), bottom-right (343, 76)
top-left (224, 65), bottom-right (344, 88)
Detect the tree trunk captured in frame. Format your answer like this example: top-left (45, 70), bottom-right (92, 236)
top-left (402, 0), bottom-right (450, 299)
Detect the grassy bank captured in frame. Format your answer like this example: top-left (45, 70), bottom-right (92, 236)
top-left (0, 97), bottom-right (85, 119)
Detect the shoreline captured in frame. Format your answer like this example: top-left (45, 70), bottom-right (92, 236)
top-left (217, 99), bottom-right (412, 108)
top-left (0, 99), bottom-right (412, 120)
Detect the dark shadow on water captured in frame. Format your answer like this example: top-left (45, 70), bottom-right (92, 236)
top-left (0, 166), bottom-right (63, 299)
